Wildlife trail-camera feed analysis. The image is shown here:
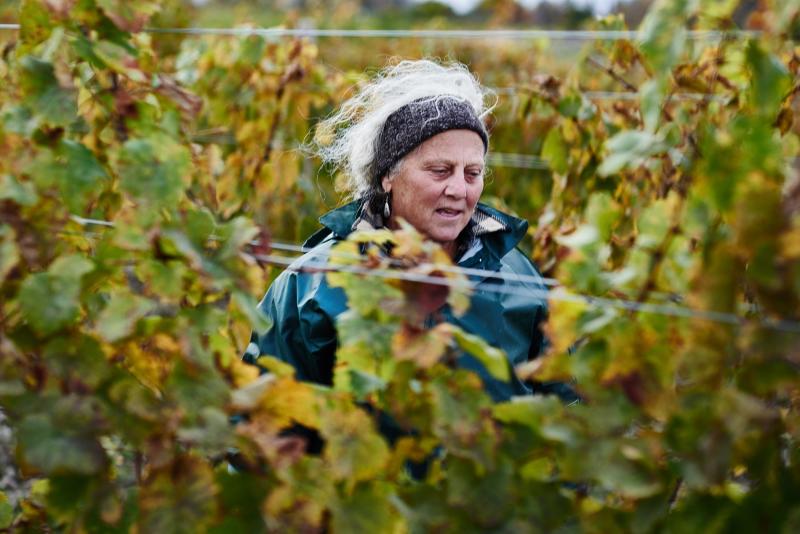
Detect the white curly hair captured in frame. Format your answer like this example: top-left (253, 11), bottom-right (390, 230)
top-left (312, 59), bottom-right (495, 200)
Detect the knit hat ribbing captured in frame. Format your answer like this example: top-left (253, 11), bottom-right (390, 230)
top-left (372, 96), bottom-right (489, 184)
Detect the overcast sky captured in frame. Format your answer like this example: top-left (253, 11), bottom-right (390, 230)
top-left (415, 0), bottom-right (621, 15)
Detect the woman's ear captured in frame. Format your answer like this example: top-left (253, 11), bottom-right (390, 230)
top-left (381, 175), bottom-right (392, 193)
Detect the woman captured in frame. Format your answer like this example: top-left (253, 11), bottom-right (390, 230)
top-left (245, 60), bottom-right (574, 403)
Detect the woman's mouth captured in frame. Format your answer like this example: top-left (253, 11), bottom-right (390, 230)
top-left (435, 208), bottom-right (462, 219)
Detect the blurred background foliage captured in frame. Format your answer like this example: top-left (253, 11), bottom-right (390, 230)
top-left (1, 0), bottom-right (800, 532)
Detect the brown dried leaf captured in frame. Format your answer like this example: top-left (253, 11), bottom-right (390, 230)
top-left (531, 73), bottom-right (562, 102)
top-left (156, 75), bottom-right (203, 120)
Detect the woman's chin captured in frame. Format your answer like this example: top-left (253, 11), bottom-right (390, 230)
top-left (428, 229), bottom-right (463, 247)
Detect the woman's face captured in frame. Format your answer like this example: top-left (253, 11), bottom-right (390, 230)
top-left (382, 129), bottom-right (485, 256)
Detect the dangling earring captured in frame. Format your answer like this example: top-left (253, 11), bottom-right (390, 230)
top-left (383, 193), bottom-right (391, 219)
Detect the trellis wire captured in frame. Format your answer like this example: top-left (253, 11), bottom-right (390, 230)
top-left (266, 240), bottom-right (557, 288)
top-left (66, 215), bottom-right (800, 334)
top-left (254, 252), bottom-right (800, 334)
top-left (0, 23), bottom-right (758, 41)
top-left (487, 153), bottom-right (550, 170)
top-left (494, 88), bottom-right (729, 102)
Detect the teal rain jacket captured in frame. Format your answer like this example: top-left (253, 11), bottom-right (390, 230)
top-left (246, 201), bottom-right (576, 403)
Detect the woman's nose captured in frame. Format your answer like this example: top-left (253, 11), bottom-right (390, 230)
top-left (443, 170), bottom-right (467, 199)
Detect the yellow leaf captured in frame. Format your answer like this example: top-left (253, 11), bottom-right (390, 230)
top-left (251, 376), bottom-right (320, 430)
top-left (391, 323), bottom-right (450, 368)
top-left (229, 356), bottom-right (260, 387)
top-left (544, 288), bottom-right (588, 354)
top-left (321, 407), bottom-right (390, 484)
top-left (780, 228), bottom-right (800, 258)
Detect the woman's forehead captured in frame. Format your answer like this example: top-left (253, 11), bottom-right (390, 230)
top-left (413, 129), bottom-right (486, 161)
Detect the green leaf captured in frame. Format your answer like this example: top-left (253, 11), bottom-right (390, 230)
top-left (18, 0), bottom-right (57, 48)
top-left (116, 136), bottom-right (190, 212)
top-left (18, 255), bottom-right (93, 335)
top-left (0, 174), bottom-right (38, 206)
top-left (136, 259), bottom-right (187, 300)
top-left (1, 105), bottom-right (39, 136)
top-left (520, 457), bottom-right (555, 481)
top-left (176, 407), bottom-right (234, 454)
top-left (335, 310), bottom-right (396, 385)
top-left (698, 116), bottom-right (783, 212)
top-left (331, 483), bottom-right (401, 533)
top-left (17, 413), bottom-right (107, 475)
top-left (697, 0), bottom-right (739, 19)
top-left (635, 195), bottom-right (675, 249)
top-left (337, 368), bottom-right (387, 400)
top-left (430, 374), bottom-right (497, 467)
top-left (557, 93), bottom-right (582, 119)
top-left (541, 127), bottom-right (568, 175)
top-left (745, 40), bottom-right (792, 118)
top-left (599, 130), bottom-right (668, 176)
top-left (43, 334), bottom-right (110, 388)
top-left (446, 456), bottom-right (513, 525)
top-left (167, 360), bottom-right (230, 415)
top-left (556, 224), bottom-right (600, 250)
top-left (0, 492), bottom-right (13, 529)
top-left (49, 254), bottom-right (94, 279)
top-left (42, 475), bottom-right (94, 524)
top-left (450, 325), bottom-right (510, 382)
top-left (215, 217), bottom-right (259, 260)
top-left (92, 40), bottom-right (147, 82)
top-left (638, 1), bottom-right (689, 79)
top-left (210, 470), bottom-right (271, 533)
top-left (29, 141), bottom-right (109, 213)
top-left (493, 395), bottom-right (563, 428)
top-left (585, 192), bottom-right (621, 242)
top-left (232, 291), bottom-right (271, 334)
top-left (56, 141), bottom-right (109, 212)
top-left (139, 456), bottom-right (218, 534)
top-left (184, 208), bottom-right (217, 247)
top-left (18, 55), bottom-right (77, 127)
top-left (639, 79), bottom-right (664, 133)
top-left (328, 267), bottom-right (404, 320)
top-left (96, 291), bottom-right (155, 342)
top-left (589, 443), bottom-right (663, 498)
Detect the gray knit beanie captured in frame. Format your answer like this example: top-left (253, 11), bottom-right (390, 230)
top-left (371, 96), bottom-right (489, 184)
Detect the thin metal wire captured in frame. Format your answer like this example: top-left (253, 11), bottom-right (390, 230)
top-left (0, 23), bottom-right (759, 41)
top-left (66, 215), bottom-right (798, 332)
top-left (266, 241), bottom-right (562, 287)
top-left (254, 253), bottom-right (800, 334)
top-left (62, 215), bottom-right (740, 304)
top-left (584, 90), bottom-right (728, 102)
top-left (71, 215), bottom-right (114, 227)
top-left (146, 28), bottom-right (760, 41)
top-left (494, 88), bottom-right (728, 102)
top-left (487, 153), bottom-right (550, 170)
top-left (65, 216), bottom-right (558, 287)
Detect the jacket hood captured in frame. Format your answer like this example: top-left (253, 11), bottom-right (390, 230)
top-left (306, 200), bottom-right (529, 259)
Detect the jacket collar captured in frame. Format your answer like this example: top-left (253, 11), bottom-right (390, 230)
top-left (305, 200), bottom-right (528, 258)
